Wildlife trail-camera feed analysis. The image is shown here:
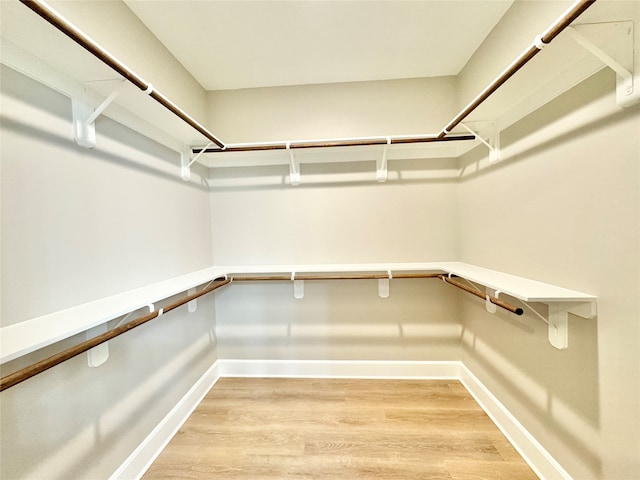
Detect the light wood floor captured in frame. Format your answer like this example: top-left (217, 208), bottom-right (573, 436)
top-left (143, 378), bottom-right (538, 479)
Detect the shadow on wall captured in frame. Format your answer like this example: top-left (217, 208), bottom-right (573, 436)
top-left (0, 65), bottom-right (209, 191)
top-left (460, 297), bottom-right (602, 476)
top-left (213, 279), bottom-right (463, 361)
top-left (457, 69), bottom-right (629, 183)
top-left (0, 294), bottom-right (218, 480)
top-left (208, 156), bottom-right (461, 191)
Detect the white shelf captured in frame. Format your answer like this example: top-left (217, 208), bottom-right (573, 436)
top-left (0, 262), bottom-right (597, 363)
top-left (437, 262), bottom-right (596, 303)
top-left (0, 267), bottom-right (227, 364)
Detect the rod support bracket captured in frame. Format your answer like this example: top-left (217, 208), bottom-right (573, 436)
top-left (181, 148), bottom-right (191, 181)
top-left (566, 22), bottom-right (638, 108)
top-left (460, 122), bottom-right (500, 162)
top-left (376, 137), bottom-right (391, 182)
top-left (287, 143), bottom-right (301, 186)
top-left (72, 81), bottom-right (126, 149)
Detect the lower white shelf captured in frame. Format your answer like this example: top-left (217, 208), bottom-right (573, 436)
top-left (0, 262), bottom-right (597, 364)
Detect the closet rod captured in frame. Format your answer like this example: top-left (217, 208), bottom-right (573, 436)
top-left (0, 278), bottom-right (231, 392)
top-left (439, 275), bottom-right (524, 316)
top-left (438, 0), bottom-right (596, 138)
top-left (231, 273), bottom-right (442, 281)
top-left (193, 134), bottom-right (475, 155)
top-left (19, 0), bottom-right (226, 149)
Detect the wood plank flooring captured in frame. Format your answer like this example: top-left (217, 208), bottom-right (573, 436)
top-left (143, 378), bottom-right (538, 479)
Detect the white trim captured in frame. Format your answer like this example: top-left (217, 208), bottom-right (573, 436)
top-left (218, 359), bottom-right (462, 380)
top-left (118, 359), bottom-right (572, 480)
top-left (109, 361), bottom-right (222, 480)
top-left (459, 364), bottom-right (573, 480)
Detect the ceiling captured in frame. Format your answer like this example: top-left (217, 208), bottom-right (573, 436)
top-left (123, 0), bottom-right (514, 91)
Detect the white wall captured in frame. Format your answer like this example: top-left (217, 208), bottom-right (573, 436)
top-left (0, 64), bottom-right (217, 479)
top-left (207, 77), bottom-right (463, 361)
top-left (458, 69), bottom-right (639, 480)
top-left (454, 0), bottom-right (640, 476)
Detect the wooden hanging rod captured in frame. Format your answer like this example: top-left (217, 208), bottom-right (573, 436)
top-left (0, 278), bottom-right (231, 392)
top-left (193, 134), bottom-right (475, 154)
top-left (439, 275), bottom-right (524, 316)
top-left (232, 272), bottom-right (523, 315)
top-left (20, 0), bottom-right (595, 159)
top-left (231, 273), bottom-right (442, 281)
top-left (18, 0), bottom-right (226, 149)
top-left (438, 0), bottom-right (596, 138)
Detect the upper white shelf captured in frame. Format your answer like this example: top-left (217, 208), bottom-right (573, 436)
top-left (0, 261), bottom-right (597, 364)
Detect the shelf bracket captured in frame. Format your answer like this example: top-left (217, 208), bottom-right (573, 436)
top-left (515, 298), bottom-right (597, 350)
top-left (376, 138), bottom-right (391, 182)
top-left (86, 323), bottom-right (109, 367)
top-left (378, 270), bottom-right (392, 298)
top-left (187, 287), bottom-right (198, 313)
top-left (287, 143), bottom-right (301, 186)
top-left (180, 148), bottom-right (191, 182)
top-left (72, 81), bottom-right (126, 148)
top-left (291, 272), bottom-right (304, 299)
top-left (565, 22), bottom-right (638, 108)
top-left (459, 122), bottom-right (500, 162)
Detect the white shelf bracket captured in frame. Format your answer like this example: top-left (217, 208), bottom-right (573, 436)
top-left (180, 148), bottom-right (191, 182)
top-left (292, 272), bottom-right (304, 299)
top-left (485, 288), bottom-right (498, 314)
top-left (287, 143), bottom-right (301, 186)
top-left (72, 81), bottom-right (126, 148)
top-left (187, 287), bottom-right (197, 313)
top-left (183, 141), bottom-right (216, 181)
top-left (86, 323), bottom-right (109, 367)
top-left (565, 22), bottom-right (638, 108)
top-left (376, 137), bottom-right (391, 182)
top-left (459, 123), bottom-right (500, 162)
top-left (378, 270), bottom-right (392, 298)
top-left (515, 299), bottom-right (597, 350)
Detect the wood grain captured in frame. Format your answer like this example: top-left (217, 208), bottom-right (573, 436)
top-left (143, 378), bottom-right (538, 479)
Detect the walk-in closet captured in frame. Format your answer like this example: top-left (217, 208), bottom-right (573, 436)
top-left (1, 0), bottom-right (639, 478)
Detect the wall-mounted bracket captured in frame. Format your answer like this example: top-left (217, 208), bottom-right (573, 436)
top-left (181, 149), bottom-right (191, 181)
top-left (376, 138), bottom-right (391, 182)
top-left (546, 301), bottom-right (597, 350)
top-left (287, 143), bottom-right (301, 186)
top-left (184, 141), bottom-right (217, 181)
top-left (378, 270), bottom-right (392, 298)
top-left (187, 287), bottom-right (197, 313)
top-left (566, 22), bottom-right (638, 108)
top-left (86, 323), bottom-right (109, 367)
top-left (292, 272), bottom-right (304, 299)
top-left (459, 122), bottom-right (500, 162)
top-left (515, 297), bottom-right (597, 350)
top-left (485, 287), bottom-right (498, 314)
top-left (72, 81), bottom-right (126, 148)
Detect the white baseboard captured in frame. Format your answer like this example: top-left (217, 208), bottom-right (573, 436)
top-left (218, 358), bottom-right (462, 379)
top-left (458, 364), bottom-right (572, 480)
top-left (109, 361), bottom-right (222, 480)
top-left (117, 359), bottom-right (571, 480)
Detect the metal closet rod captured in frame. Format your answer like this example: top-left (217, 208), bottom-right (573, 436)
top-left (21, 0), bottom-right (595, 157)
top-left (19, 0), bottom-right (226, 150)
top-left (0, 278), bottom-right (231, 393)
